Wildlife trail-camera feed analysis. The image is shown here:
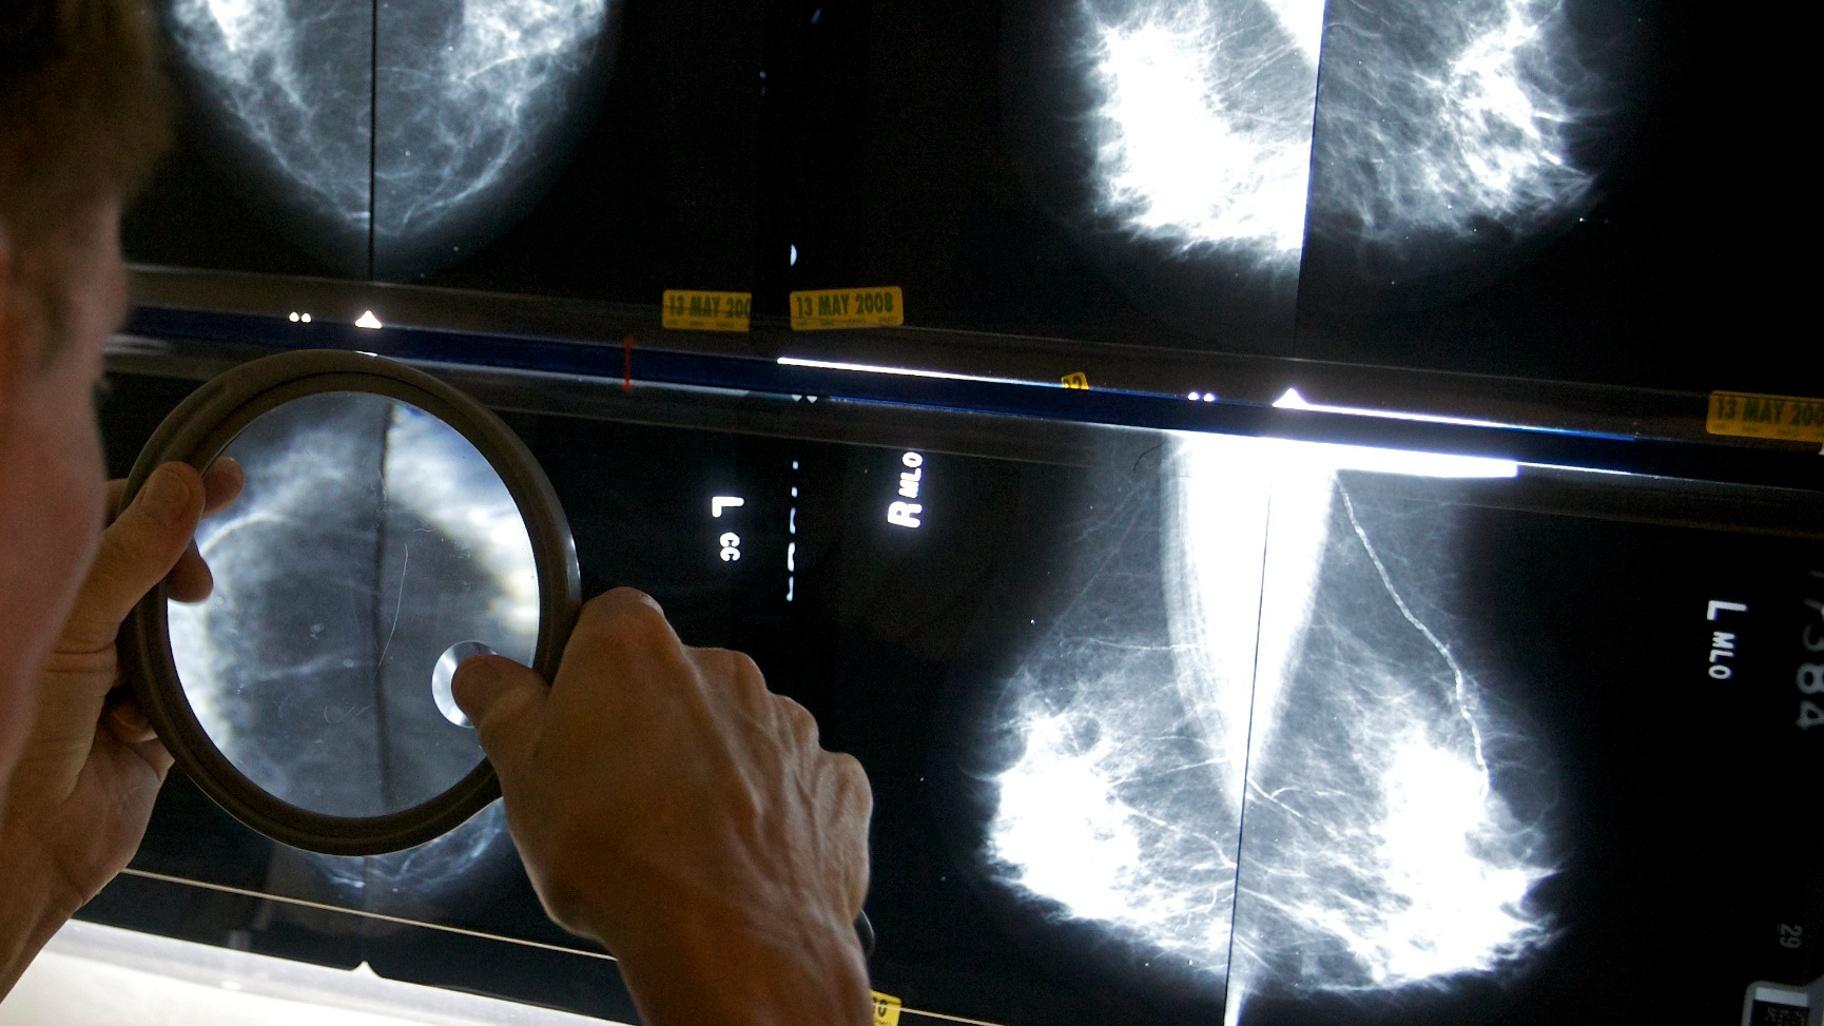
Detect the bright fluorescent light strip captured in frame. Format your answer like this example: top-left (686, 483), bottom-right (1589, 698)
top-left (1274, 387), bottom-right (1521, 431)
top-left (776, 356), bottom-right (1046, 389)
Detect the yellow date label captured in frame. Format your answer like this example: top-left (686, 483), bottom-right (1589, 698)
top-left (1707, 391), bottom-right (1824, 443)
top-left (870, 990), bottom-right (902, 1025)
top-left (791, 286), bottom-right (904, 331)
top-left (662, 290), bottom-right (752, 333)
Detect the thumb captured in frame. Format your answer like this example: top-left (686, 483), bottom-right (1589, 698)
top-left (60, 463), bottom-right (206, 654)
top-left (453, 654), bottom-right (549, 784)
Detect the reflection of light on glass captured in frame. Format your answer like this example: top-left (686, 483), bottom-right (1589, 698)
top-left (1084, 0), bottom-right (1323, 257)
top-left (987, 431), bottom-right (1555, 1007)
top-left (777, 356), bottom-right (1040, 389)
top-left (355, 310), bottom-right (384, 330)
top-left (1275, 387), bottom-right (1522, 433)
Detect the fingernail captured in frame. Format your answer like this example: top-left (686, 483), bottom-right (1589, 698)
top-left (141, 467), bottom-right (191, 522)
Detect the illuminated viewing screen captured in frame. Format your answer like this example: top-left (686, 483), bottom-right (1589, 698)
top-left (126, 0), bottom-right (759, 299)
top-left (91, 370), bottom-right (1824, 1026)
top-left (124, 0), bottom-right (1794, 390)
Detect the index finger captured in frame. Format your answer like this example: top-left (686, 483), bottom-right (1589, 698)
top-left (569, 587), bottom-right (680, 652)
top-left (554, 588), bottom-right (686, 709)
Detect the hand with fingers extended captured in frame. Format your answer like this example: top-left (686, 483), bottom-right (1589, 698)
top-left (452, 588), bottom-right (875, 1026)
top-left (0, 459), bottom-right (241, 996)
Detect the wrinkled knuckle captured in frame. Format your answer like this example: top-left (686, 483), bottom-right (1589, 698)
top-left (573, 595), bottom-right (617, 636)
top-left (722, 649), bottom-right (758, 682)
top-left (701, 648), bottom-right (766, 698)
top-left (584, 587), bottom-right (660, 620)
top-left (578, 593), bottom-right (674, 653)
top-left (777, 696), bottom-right (820, 746)
top-left (601, 586), bottom-right (653, 606)
top-left (616, 602), bottom-right (674, 644)
top-left (726, 649), bottom-right (763, 681)
top-left (829, 750), bottom-right (865, 779)
top-left (830, 753), bottom-right (873, 809)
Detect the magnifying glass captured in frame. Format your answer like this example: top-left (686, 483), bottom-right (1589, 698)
top-left (117, 349), bottom-right (580, 855)
top-left (116, 349), bottom-right (875, 957)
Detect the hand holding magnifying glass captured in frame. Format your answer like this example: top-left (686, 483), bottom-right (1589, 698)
top-left (115, 351), bottom-right (878, 1023)
top-left (454, 588), bottom-right (874, 1026)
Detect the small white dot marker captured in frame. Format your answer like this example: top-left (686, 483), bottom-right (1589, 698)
top-left (288, 312), bottom-right (300, 323)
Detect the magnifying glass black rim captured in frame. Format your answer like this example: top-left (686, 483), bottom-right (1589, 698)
top-left (120, 348), bottom-right (581, 856)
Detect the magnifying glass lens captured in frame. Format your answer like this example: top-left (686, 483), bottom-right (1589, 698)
top-left (170, 392), bottom-right (538, 819)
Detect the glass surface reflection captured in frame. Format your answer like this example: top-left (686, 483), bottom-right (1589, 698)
top-left (168, 391), bottom-right (539, 818)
